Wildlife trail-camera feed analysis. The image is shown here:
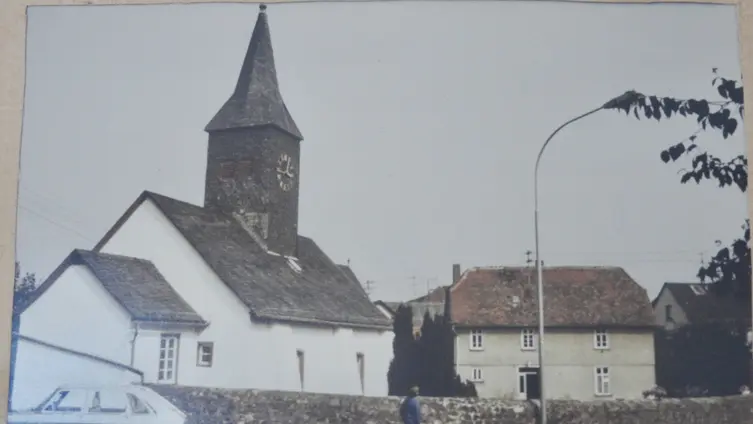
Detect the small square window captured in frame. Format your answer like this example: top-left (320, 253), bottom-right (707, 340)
top-left (594, 330), bottom-right (609, 350)
top-left (470, 330), bottom-right (484, 350)
top-left (471, 367), bottom-right (483, 382)
top-left (197, 342), bottom-right (214, 367)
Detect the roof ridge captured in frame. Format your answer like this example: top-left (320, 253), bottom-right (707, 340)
top-left (75, 249), bottom-right (156, 265)
top-left (466, 265), bottom-right (625, 271)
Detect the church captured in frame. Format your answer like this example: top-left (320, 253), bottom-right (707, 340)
top-left (12, 4), bottom-right (393, 409)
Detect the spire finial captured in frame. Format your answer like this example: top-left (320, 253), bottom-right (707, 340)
top-left (259, 3), bottom-right (267, 12)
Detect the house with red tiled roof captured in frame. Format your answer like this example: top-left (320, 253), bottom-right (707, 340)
top-left (449, 265), bottom-right (657, 401)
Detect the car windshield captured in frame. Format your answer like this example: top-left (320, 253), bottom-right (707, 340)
top-left (40, 389), bottom-right (86, 413)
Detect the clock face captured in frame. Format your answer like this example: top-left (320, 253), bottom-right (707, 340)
top-left (276, 153), bottom-right (295, 192)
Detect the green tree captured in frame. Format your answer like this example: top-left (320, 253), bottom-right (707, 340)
top-left (386, 301), bottom-right (477, 397)
top-left (655, 323), bottom-right (750, 397)
top-left (415, 311), bottom-right (477, 397)
top-left (9, 262), bottom-right (36, 411)
top-left (387, 304), bottom-right (419, 396)
top-left (13, 262), bottom-right (36, 312)
top-left (605, 71), bottom-right (749, 301)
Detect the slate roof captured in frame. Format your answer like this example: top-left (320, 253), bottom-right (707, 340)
top-left (337, 265), bottom-right (361, 287)
top-left (657, 282), bottom-right (751, 325)
top-left (205, 4), bottom-right (303, 139)
top-left (94, 191), bottom-right (392, 330)
top-left (449, 266), bottom-right (655, 328)
top-left (25, 249), bottom-right (206, 325)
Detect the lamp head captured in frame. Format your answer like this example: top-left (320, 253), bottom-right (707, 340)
top-left (603, 90), bottom-right (644, 109)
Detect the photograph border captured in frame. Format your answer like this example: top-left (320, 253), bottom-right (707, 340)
top-left (0, 0), bottom-right (750, 417)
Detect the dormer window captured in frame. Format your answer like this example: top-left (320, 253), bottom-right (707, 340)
top-left (690, 284), bottom-right (707, 295)
top-left (286, 257), bottom-right (302, 273)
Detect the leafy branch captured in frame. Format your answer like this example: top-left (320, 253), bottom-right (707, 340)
top-left (605, 70), bottom-right (749, 300)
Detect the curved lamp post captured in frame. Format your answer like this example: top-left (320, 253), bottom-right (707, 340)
top-left (533, 91), bottom-right (642, 424)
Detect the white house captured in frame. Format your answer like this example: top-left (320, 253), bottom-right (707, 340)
top-left (417, 265), bottom-right (657, 400)
top-left (14, 4), bottom-right (393, 408)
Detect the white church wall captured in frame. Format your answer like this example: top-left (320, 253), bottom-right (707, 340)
top-left (11, 337), bottom-right (142, 412)
top-left (98, 199), bottom-right (269, 390)
top-left (99, 197), bottom-right (394, 395)
top-left (131, 325), bottom-right (200, 385)
top-left (20, 264), bottom-right (134, 365)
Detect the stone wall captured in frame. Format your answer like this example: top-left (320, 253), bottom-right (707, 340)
top-left (148, 385), bottom-right (753, 424)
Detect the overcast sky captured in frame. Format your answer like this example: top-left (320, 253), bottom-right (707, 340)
top-left (16, 1), bottom-right (744, 302)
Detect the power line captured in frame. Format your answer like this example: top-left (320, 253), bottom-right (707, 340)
top-left (18, 204), bottom-right (94, 243)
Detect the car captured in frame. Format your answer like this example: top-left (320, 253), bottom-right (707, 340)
top-left (8, 384), bottom-right (186, 424)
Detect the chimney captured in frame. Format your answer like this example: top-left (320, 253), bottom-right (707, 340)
top-left (452, 264), bottom-right (461, 285)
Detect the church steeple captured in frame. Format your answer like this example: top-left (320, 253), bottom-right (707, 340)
top-left (205, 4), bottom-right (302, 140)
top-left (203, 4), bottom-right (303, 257)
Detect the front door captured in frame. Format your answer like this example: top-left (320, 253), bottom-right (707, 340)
top-left (518, 367), bottom-right (541, 400)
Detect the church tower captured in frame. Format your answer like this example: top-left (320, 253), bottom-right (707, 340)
top-left (204, 4), bottom-right (303, 257)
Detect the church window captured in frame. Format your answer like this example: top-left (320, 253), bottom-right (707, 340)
top-left (245, 212), bottom-right (269, 239)
top-left (219, 162), bottom-right (236, 179)
top-left (356, 352), bottom-right (365, 395)
top-left (296, 349), bottom-right (305, 391)
top-left (235, 160), bottom-right (252, 178)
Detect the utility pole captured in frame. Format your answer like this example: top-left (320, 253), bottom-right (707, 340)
top-left (409, 276), bottom-right (417, 298)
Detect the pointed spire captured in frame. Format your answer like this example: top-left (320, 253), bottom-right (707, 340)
top-left (205, 4), bottom-right (303, 140)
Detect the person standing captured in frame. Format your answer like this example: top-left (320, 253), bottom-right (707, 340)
top-left (399, 386), bottom-right (421, 424)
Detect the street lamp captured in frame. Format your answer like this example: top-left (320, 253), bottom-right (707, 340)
top-left (533, 91), bottom-right (642, 424)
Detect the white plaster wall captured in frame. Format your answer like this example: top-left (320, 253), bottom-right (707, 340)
top-left (11, 339), bottom-right (142, 411)
top-left (652, 290), bottom-right (689, 327)
top-left (456, 329), bottom-right (655, 400)
top-left (100, 198), bottom-right (393, 395)
top-left (132, 326), bottom-right (199, 385)
top-left (20, 265), bottom-right (134, 365)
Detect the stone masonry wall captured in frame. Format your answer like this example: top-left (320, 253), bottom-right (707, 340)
top-left (148, 385), bottom-right (753, 424)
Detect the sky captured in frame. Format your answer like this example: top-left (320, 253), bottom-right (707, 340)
top-left (16, 1), bottom-right (745, 302)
